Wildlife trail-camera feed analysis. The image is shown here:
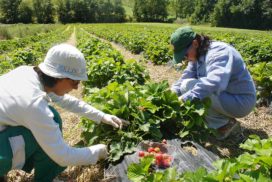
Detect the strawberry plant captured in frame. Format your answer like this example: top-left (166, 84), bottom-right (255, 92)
top-left (249, 62), bottom-right (272, 106)
top-left (79, 81), bottom-right (210, 162)
top-left (78, 39), bottom-right (149, 89)
top-left (128, 156), bottom-right (182, 182)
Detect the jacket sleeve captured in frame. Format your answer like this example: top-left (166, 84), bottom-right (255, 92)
top-left (171, 62), bottom-right (197, 96)
top-left (182, 48), bottom-right (233, 101)
top-left (48, 93), bottom-right (105, 124)
top-left (21, 98), bottom-right (103, 166)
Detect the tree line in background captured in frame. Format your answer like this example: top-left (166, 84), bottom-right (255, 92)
top-left (0, 0), bottom-right (126, 24)
top-left (134, 0), bottom-right (272, 29)
top-left (0, 0), bottom-right (272, 30)
top-left (168, 0), bottom-right (272, 29)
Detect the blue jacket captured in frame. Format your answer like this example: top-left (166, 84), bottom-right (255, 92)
top-left (172, 41), bottom-right (256, 101)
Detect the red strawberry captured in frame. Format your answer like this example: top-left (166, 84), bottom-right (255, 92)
top-left (162, 159), bottom-right (170, 168)
top-left (147, 147), bottom-right (154, 153)
top-left (138, 151), bottom-right (145, 157)
top-left (155, 153), bottom-right (163, 161)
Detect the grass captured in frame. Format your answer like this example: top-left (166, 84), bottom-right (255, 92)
top-left (0, 24), bottom-right (63, 40)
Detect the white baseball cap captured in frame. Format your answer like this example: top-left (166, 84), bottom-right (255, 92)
top-left (39, 43), bottom-right (88, 81)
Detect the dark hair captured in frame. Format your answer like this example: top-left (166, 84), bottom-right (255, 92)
top-left (195, 34), bottom-right (211, 60)
top-left (34, 66), bottom-right (61, 88)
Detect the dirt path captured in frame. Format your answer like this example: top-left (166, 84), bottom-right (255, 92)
top-left (82, 29), bottom-right (181, 86)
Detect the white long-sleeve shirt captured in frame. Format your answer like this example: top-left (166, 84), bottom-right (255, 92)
top-left (0, 66), bottom-right (105, 166)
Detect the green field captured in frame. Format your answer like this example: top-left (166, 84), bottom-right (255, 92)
top-left (1, 23), bottom-right (271, 181)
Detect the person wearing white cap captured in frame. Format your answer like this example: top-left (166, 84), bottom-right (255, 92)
top-left (0, 43), bottom-right (129, 181)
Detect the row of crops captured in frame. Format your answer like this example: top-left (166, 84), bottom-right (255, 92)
top-left (76, 28), bottom-right (212, 162)
top-left (75, 27), bottom-right (272, 181)
top-left (81, 23), bottom-right (272, 107)
top-left (75, 25), bottom-right (271, 181)
top-left (0, 26), bottom-right (72, 75)
top-left (0, 24), bottom-right (271, 181)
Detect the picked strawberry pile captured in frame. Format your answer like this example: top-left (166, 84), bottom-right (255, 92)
top-left (138, 140), bottom-right (173, 168)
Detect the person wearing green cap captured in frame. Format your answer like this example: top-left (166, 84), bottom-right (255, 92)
top-left (170, 26), bottom-right (256, 140)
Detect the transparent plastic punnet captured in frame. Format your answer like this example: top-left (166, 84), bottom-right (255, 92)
top-left (137, 141), bottom-right (177, 169)
top-left (103, 140), bottom-right (178, 182)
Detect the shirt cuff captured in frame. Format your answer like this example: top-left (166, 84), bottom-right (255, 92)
top-left (181, 91), bottom-right (196, 101)
top-left (95, 112), bottom-right (106, 124)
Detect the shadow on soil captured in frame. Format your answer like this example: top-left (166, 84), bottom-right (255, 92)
top-left (202, 126), bottom-right (269, 158)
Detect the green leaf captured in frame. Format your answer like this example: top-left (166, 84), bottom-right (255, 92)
top-left (161, 167), bottom-right (179, 182)
top-left (194, 108), bottom-right (205, 116)
top-left (179, 130), bottom-right (189, 138)
top-left (127, 163), bottom-right (146, 182)
top-left (140, 123), bottom-right (151, 132)
top-left (181, 167), bottom-right (208, 182)
top-left (239, 173), bottom-right (255, 182)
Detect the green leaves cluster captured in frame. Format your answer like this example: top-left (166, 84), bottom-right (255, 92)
top-left (78, 37), bottom-right (149, 89)
top-left (76, 27), bottom-right (211, 163)
top-left (202, 135), bottom-right (272, 181)
top-left (0, 27), bottom-right (71, 75)
top-left (128, 156), bottom-right (182, 182)
top-left (249, 62), bottom-right (272, 106)
top-left (80, 81), bottom-right (210, 162)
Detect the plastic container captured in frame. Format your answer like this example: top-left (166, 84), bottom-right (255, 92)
top-left (137, 141), bottom-right (177, 169)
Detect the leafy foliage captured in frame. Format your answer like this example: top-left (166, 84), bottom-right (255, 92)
top-left (249, 62), bottom-right (272, 106)
top-left (78, 37), bottom-right (149, 89)
top-left (80, 81), bottom-right (210, 162)
top-left (133, 0), bottom-right (168, 22)
top-left (128, 156), bottom-right (182, 182)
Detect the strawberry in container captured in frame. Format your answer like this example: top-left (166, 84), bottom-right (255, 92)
top-left (137, 140), bottom-right (175, 169)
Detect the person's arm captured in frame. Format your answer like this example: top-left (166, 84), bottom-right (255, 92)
top-left (182, 48), bottom-right (233, 101)
top-left (171, 62), bottom-right (197, 96)
top-left (48, 93), bottom-right (105, 124)
top-left (48, 93), bottom-right (129, 128)
top-left (21, 98), bottom-right (107, 167)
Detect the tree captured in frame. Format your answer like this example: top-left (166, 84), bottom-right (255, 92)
top-left (72, 0), bottom-right (96, 23)
top-left (58, 0), bottom-right (75, 23)
top-left (261, 0), bottom-right (272, 28)
top-left (211, 0), bottom-right (271, 29)
top-left (112, 0), bottom-right (126, 22)
top-left (190, 0), bottom-right (217, 24)
top-left (211, 0), bottom-right (233, 27)
top-left (178, 0), bottom-right (195, 19)
top-left (0, 0), bottom-right (22, 23)
top-left (33, 0), bottom-right (54, 23)
top-left (133, 0), bottom-right (168, 22)
top-left (18, 1), bottom-right (33, 23)
top-left (168, 0), bottom-right (179, 19)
